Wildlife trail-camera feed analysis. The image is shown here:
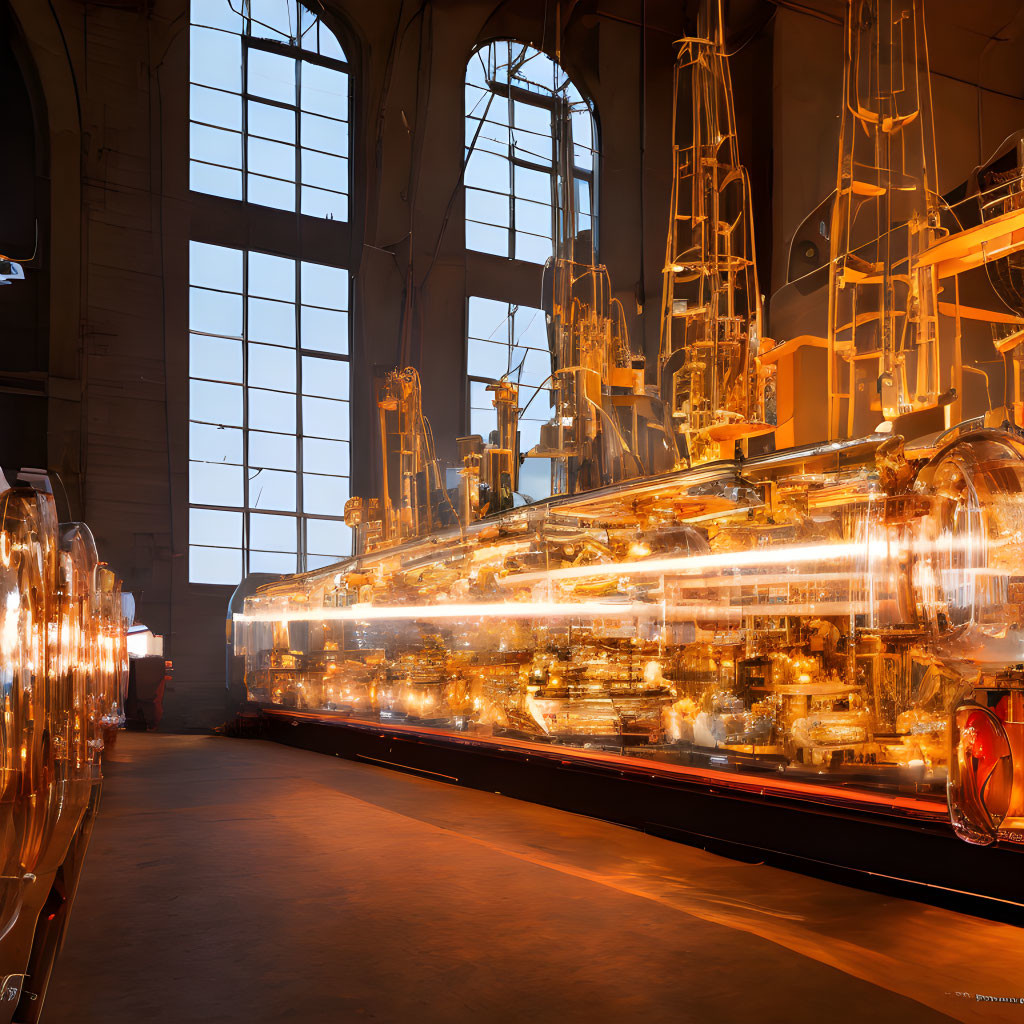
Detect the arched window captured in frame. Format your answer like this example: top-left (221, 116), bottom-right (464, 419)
top-left (463, 42), bottom-right (597, 501)
top-left (464, 41), bottom-right (596, 263)
top-left (187, 1), bottom-right (352, 585)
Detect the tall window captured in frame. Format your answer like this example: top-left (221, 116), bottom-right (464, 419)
top-left (188, 244), bottom-right (351, 583)
top-left (188, 1), bottom-right (352, 584)
top-left (464, 42), bottom-right (597, 502)
top-left (464, 41), bottom-right (597, 263)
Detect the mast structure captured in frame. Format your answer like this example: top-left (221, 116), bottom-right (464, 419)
top-left (827, 0), bottom-right (946, 439)
top-left (658, 0), bottom-right (772, 466)
top-left (533, 77), bottom-right (672, 496)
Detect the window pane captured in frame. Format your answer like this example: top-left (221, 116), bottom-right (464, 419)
top-left (247, 48), bottom-right (296, 105)
top-left (250, 511), bottom-right (296, 551)
top-left (248, 387), bottom-right (296, 433)
top-left (248, 251), bottom-right (295, 302)
top-left (302, 437), bottom-right (348, 476)
top-left (191, 122), bottom-right (242, 169)
top-left (300, 149), bottom-right (346, 191)
top-left (302, 396), bottom-right (349, 439)
top-left (571, 106), bottom-right (593, 149)
top-left (516, 231), bottom-right (552, 264)
top-left (301, 186), bottom-right (347, 221)
top-left (190, 544), bottom-right (242, 585)
top-left (248, 99), bottom-right (296, 143)
top-left (191, 334), bottom-right (242, 383)
top-left (575, 177), bottom-right (591, 216)
top-left (470, 405), bottom-right (495, 442)
top-left (315, 29), bottom-right (346, 64)
top-left (301, 63), bottom-right (347, 118)
top-left (512, 100), bottom-right (550, 136)
top-left (249, 550), bottom-right (297, 574)
top-left (248, 297), bottom-right (296, 346)
top-left (467, 188), bottom-right (509, 228)
top-left (467, 338), bottom-right (513, 380)
top-left (513, 133), bottom-right (551, 167)
top-left (192, 85), bottom-right (242, 130)
top-left (466, 221), bottom-right (508, 257)
top-left (190, 241), bottom-right (242, 293)
top-left (306, 517), bottom-right (349, 556)
top-left (191, 379), bottom-right (243, 426)
top-left (190, 161), bottom-right (243, 199)
top-left (301, 262), bottom-right (347, 310)
top-left (190, 507), bottom-right (242, 547)
top-left (249, 429), bottom-right (297, 470)
top-left (248, 467), bottom-right (296, 511)
top-left (302, 472), bottom-right (347, 515)
top-left (469, 379), bottom-right (495, 414)
top-left (190, 422), bottom-right (242, 465)
top-left (248, 136), bottom-right (295, 180)
top-left (191, 1), bottom-right (241, 33)
top-left (465, 150), bottom-right (509, 192)
top-left (300, 112), bottom-right (346, 155)
top-left (248, 343), bottom-right (297, 392)
top-left (469, 298), bottom-right (509, 341)
top-left (301, 356), bottom-right (348, 399)
top-left (515, 166), bottom-right (552, 204)
top-left (190, 461), bottom-right (244, 506)
top-left (249, 0), bottom-right (296, 43)
top-left (515, 197), bottom-right (551, 237)
top-left (247, 172), bottom-right (295, 211)
top-left (191, 287), bottom-right (242, 336)
top-left (515, 346), bottom-right (551, 383)
top-left (513, 306), bottom-right (547, 348)
top-left (300, 306), bottom-right (347, 353)
top-left (191, 27), bottom-right (241, 93)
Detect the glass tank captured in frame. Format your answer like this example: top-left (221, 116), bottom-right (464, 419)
top-left (0, 478), bottom-right (130, 1005)
top-left (236, 430), bottom-right (1024, 846)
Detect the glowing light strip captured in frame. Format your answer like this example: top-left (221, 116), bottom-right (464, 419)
top-left (234, 598), bottom-right (871, 625)
top-left (497, 534), bottom-right (996, 588)
top-left (238, 600), bottom-right (666, 623)
top-left (497, 541), bottom-right (868, 586)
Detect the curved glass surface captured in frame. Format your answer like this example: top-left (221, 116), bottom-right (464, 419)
top-left (236, 430), bottom-right (1024, 840)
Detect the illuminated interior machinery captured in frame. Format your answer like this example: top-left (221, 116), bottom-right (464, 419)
top-left (827, 0), bottom-right (945, 439)
top-left (237, 0), bottom-right (1024, 848)
top-left (0, 473), bottom-right (129, 1021)
top-left (657, 0), bottom-right (773, 465)
top-left (529, 255), bottom-right (678, 497)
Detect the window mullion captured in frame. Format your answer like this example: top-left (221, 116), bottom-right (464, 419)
top-left (295, 43), bottom-right (304, 574)
top-left (296, 260), bottom-right (304, 574)
top-left (507, 85), bottom-right (514, 260)
top-left (242, 250), bottom-right (250, 577)
top-left (241, 36), bottom-right (249, 205)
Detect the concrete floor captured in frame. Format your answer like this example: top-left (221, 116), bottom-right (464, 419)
top-left (42, 734), bottom-right (1023, 1024)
